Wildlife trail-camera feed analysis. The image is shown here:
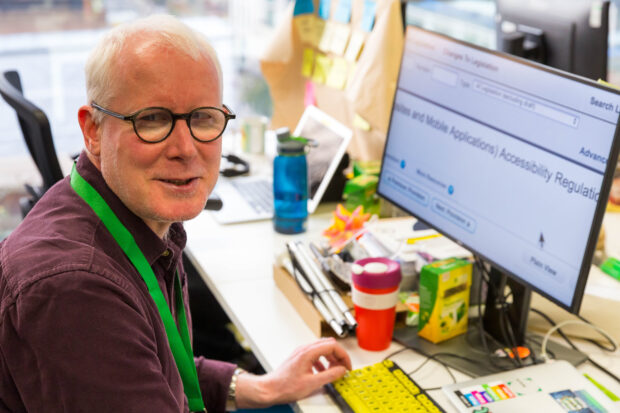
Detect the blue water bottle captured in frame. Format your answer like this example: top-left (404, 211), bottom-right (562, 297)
top-left (273, 128), bottom-right (308, 234)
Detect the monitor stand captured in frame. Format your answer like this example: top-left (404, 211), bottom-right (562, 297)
top-left (394, 266), bottom-right (587, 377)
top-left (393, 325), bottom-right (587, 378)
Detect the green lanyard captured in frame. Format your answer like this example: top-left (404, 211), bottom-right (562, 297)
top-left (70, 164), bottom-right (206, 412)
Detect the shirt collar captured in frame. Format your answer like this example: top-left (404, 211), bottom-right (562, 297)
top-left (75, 152), bottom-right (187, 266)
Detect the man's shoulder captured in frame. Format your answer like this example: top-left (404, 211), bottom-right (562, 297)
top-left (0, 179), bottom-right (133, 311)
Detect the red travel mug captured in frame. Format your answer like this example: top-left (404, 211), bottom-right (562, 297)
top-left (351, 257), bottom-right (402, 351)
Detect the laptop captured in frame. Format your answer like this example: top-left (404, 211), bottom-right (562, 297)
top-left (210, 105), bottom-right (352, 224)
top-left (442, 360), bottom-right (617, 412)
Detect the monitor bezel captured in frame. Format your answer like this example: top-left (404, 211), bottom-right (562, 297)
top-left (377, 25), bottom-right (620, 314)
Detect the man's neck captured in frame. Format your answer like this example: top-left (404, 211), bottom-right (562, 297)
top-left (145, 220), bottom-right (171, 240)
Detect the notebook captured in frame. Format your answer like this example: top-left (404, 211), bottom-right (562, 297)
top-left (442, 360), bottom-right (617, 412)
top-left (210, 105), bottom-right (352, 224)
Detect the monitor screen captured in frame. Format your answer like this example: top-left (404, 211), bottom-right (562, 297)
top-left (378, 26), bottom-right (620, 313)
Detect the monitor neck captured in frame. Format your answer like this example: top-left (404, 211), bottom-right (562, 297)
top-left (482, 266), bottom-right (532, 347)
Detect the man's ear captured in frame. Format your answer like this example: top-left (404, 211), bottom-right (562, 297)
top-left (78, 105), bottom-right (101, 157)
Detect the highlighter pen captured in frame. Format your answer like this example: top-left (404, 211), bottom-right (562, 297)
top-left (583, 373), bottom-right (620, 401)
top-left (287, 242), bottom-right (346, 337)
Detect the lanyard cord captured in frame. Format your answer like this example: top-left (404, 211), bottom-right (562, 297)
top-left (70, 164), bottom-right (206, 412)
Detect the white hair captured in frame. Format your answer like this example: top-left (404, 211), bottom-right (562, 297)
top-left (85, 14), bottom-right (223, 122)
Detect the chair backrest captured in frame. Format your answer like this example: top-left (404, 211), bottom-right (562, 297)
top-left (0, 70), bottom-right (64, 213)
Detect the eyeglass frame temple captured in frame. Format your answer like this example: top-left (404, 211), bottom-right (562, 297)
top-left (91, 102), bottom-right (236, 122)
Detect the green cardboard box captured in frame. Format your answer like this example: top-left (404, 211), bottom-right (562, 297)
top-left (418, 258), bottom-right (472, 343)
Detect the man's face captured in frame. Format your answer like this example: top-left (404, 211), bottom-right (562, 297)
top-left (95, 40), bottom-right (222, 236)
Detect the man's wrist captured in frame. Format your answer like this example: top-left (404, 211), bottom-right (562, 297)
top-left (226, 367), bottom-right (246, 411)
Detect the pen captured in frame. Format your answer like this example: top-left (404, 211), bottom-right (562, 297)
top-left (296, 242), bottom-right (357, 330)
top-left (308, 242), bottom-right (357, 328)
top-left (406, 233), bottom-right (442, 244)
top-left (289, 242), bottom-right (350, 332)
top-left (286, 243), bottom-right (346, 337)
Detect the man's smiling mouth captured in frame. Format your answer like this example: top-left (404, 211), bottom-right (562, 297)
top-left (160, 178), bottom-right (197, 186)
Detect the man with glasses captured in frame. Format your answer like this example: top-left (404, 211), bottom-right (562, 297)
top-left (0, 15), bottom-right (350, 413)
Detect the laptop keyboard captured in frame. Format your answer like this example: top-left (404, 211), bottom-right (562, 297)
top-left (231, 178), bottom-right (273, 213)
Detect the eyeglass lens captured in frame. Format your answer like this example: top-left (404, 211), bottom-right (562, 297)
top-left (134, 108), bottom-right (227, 142)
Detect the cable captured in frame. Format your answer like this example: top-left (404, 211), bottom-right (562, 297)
top-left (405, 353), bottom-right (461, 390)
top-left (530, 308), bottom-right (580, 351)
top-left (475, 257), bottom-right (525, 370)
top-left (532, 307), bottom-right (617, 354)
top-left (530, 308), bottom-right (620, 384)
top-left (586, 355), bottom-right (620, 385)
top-left (473, 258), bottom-right (514, 371)
top-left (540, 320), bottom-right (619, 362)
top-left (576, 314), bottom-right (618, 352)
top-left (384, 347), bottom-right (478, 390)
top-left (382, 347), bottom-right (410, 362)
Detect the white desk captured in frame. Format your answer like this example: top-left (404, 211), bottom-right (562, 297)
top-left (184, 206), bottom-right (620, 412)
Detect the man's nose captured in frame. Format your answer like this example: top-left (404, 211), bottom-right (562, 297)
top-left (166, 118), bottom-right (198, 157)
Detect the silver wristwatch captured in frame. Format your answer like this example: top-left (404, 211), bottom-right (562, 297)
top-left (226, 367), bottom-right (245, 411)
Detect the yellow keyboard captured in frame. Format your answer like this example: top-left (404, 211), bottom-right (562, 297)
top-left (326, 359), bottom-right (446, 413)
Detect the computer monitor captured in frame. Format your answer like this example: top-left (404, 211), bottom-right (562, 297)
top-left (380, 26), bottom-right (620, 375)
top-left (496, 0), bottom-right (610, 81)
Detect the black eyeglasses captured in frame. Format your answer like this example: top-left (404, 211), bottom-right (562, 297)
top-left (91, 102), bottom-right (236, 143)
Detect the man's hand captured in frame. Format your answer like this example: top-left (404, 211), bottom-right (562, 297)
top-left (235, 337), bottom-right (351, 409)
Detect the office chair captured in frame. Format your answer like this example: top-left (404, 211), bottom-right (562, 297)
top-left (0, 70), bottom-right (64, 217)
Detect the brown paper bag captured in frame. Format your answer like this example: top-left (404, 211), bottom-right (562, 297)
top-left (260, 0), bottom-right (404, 161)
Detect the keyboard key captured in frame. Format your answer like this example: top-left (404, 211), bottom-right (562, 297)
top-left (231, 179), bottom-right (273, 213)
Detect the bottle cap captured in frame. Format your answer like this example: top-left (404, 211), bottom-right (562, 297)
top-left (275, 127), bottom-right (316, 154)
top-left (351, 257), bottom-right (401, 289)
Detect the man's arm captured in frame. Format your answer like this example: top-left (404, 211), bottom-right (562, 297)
top-left (234, 338), bottom-right (351, 409)
top-left (1, 271), bottom-right (188, 412)
top-left (194, 356), bottom-right (236, 411)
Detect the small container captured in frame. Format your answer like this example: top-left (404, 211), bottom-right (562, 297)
top-left (273, 128), bottom-right (308, 234)
top-left (351, 257), bottom-right (402, 351)
top-left (240, 116), bottom-right (268, 154)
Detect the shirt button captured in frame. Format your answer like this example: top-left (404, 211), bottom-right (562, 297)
top-left (162, 249), bottom-right (170, 257)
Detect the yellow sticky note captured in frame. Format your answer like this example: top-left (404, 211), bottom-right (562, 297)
top-left (344, 30), bottom-right (366, 62)
top-left (330, 23), bottom-right (351, 56)
top-left (313, 54), bottom-right (332, 84)
top-left (318, 21), bottom-right (335, 52)
top-left (326, 57), bottom-right (348, 89)
top-left (301, 48), bottom-right (315, 78)
top-left (353, 113), bottom-right (371, 131)
top-left (310, 17), bottom-right (326, 48)
top-left (294, 14), bottom-right (317, 44)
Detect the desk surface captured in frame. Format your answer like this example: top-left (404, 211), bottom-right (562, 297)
top-left (184, 203), bottom-right (620, 412)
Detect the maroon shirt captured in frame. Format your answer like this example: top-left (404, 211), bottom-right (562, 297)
top-left (0, 153), bottom-right (236, 412)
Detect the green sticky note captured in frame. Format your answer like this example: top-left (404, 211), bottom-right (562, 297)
top-left (600, 257), bottom-right (620, 281)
